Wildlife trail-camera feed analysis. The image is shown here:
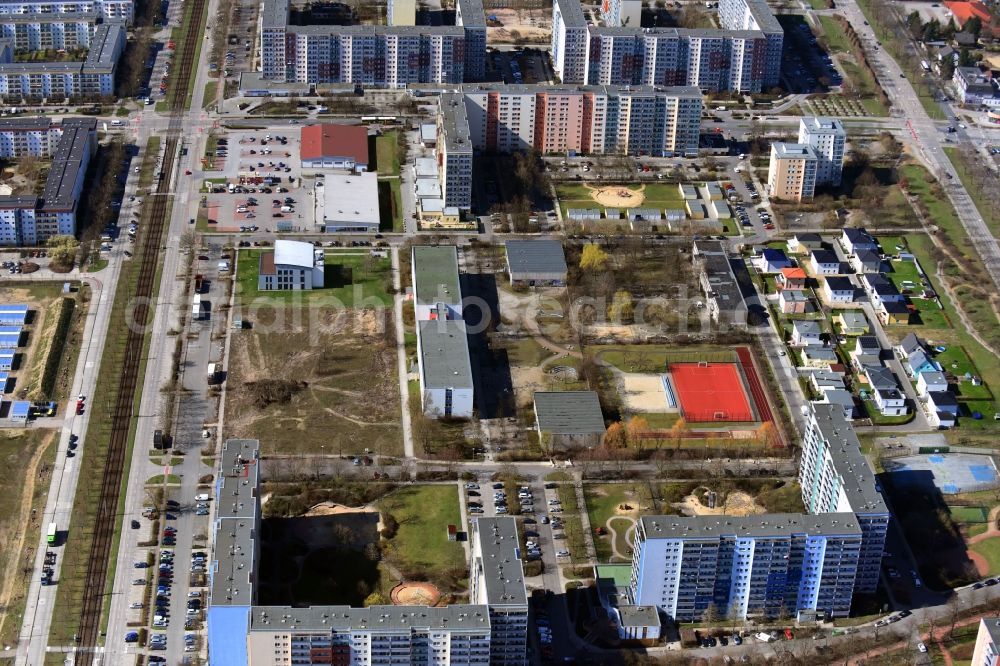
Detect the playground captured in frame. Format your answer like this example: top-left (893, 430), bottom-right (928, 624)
top-left (668, 362), bottom-right (756, 423)
top-left (587, 185), bottom-right (647, 208)
top-left (390, 582), bottom-right (442, 606)
top-left (556, 182), bottom-right (684, 216)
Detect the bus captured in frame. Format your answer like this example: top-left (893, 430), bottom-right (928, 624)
top-left (46, 522), bottom-right (56, 544)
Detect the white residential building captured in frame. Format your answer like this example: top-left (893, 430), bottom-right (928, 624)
top-left (767, 142), bottom-right (817, 202)
top-left (0, 0), bottom-right (133, 24)
top-left (798, 116), bottom-right (846, 187)
top-left (257, 240), bottom-right (324, 291)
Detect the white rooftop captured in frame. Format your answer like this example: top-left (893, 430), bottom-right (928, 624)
top-left (321, 172), bottom-right (380, 226)
top-left (274, 239), bottom-right (316, 268)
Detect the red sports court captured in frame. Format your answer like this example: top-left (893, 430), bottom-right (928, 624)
top-left (669, 362), bottom-right (755, 422)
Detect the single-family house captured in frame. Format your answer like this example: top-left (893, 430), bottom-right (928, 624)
top-left (779, 289), bottom-right (810, 314)
top-left (897, 333), bottom-right (924, 360)
top-left (917, 370), bottom-right (948, 397)
top-left (906, 349), bottom-right (939, 377)
top-left (533, 391), bottom-right (607, 450)
top-left (878, 300), bottom-right (911, 326)
top-left (926, 391), bottom-right (959, 428)
top-left (864, 364), bottom-right (898, 392)
top-left (861, 274), bottom-right (903, 308)
top-left (835, 311), bottom-right (869, 336)
top-left (818, 388), bottom-right (857, 420)
top-left (753, 248), bottom-right (792, 274)
top-left (788, 233), bottom-right (825, 255)
top-left (841, 228), bottom-right (878, 255)
top-left (851, 336), bottom-right (882, 370)
top-left (777, 267), bottom-right (808, 290)
top-left (851, 250), bottom-right (884, 274)
top-left (873, 386), bottom-right (907, 416)
top-left (801, 347), bottom-right (839, 368)
top-left (809, 370), bottom-right (846, 393)
top-left (810, 250), bottom-right (842, 276)
top-left (823, 276), bottom-right (855, 304)
top-left (791, 320), bottom-right (823, 346)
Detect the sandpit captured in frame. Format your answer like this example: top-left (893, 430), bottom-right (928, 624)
top-left (618, 373), bottom-right (671, 413)
top-left (675, 490), bottom-right (765, 517)
top-left (391, 582), bottom-right (442, 606)
top-left (304, 502), bottom-right (377, 517)
top-left (587, 185), bottom-right (646, 208)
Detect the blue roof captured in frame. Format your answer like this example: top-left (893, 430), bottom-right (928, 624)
top-left (10, 401), bottom-right (30, 417)
top-left (0, 326), bottom-right (22, 336)
top-left (0, 304), bottom-right (28, 313)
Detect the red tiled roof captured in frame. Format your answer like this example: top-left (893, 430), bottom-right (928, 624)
top-left (781, 267), bottom-right (808, 279)
top-left (300, 124), bottom-right (369, 164)
top-left (946, 0), bottom-right (994, 26)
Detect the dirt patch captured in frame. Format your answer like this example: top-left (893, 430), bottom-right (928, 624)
top-left (390, 581), bottom-right (442, 606)
top-left (304, 502), bottom-right (383, 530)
top-left (487, 7), bottom-right (551, 43)
top-left (675, 488), bottom-right (765, 517)
top-left (588, 184), bottom-right (646, 208)
top-left (225, 305), bottom-right (401, 456)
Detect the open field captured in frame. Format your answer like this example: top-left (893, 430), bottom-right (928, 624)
top-left (235, 249), bottom-right (392, 308)
top-left (944, 146), bottom-right (1000, 239)
top-left (0, 430), bottom-right (56, 650)
top-left (225, 306), bottom-right (401, 456)
top-left (377, 485), bottom-right (466, 589)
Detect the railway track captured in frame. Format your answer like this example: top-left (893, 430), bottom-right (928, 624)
top-left (73, 0), bottom-right (206, 659)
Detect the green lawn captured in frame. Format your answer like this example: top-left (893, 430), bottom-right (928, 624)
top-left (949, 505), bottom-right (989, 523)
top-left (202, 81), bottom-right (217, 110)
top-left (584, 483), bottom-right (650, 562)
top-left (862, 399), bottom-right (914, 425)
top-left (971, 537), bottom-right (1000, 577)
top-left (377, 486), bottom-right (465, 583)
top-left (235, 249), bottom-right (392, 307)
top-left (817, 16), bottom-right (850, 53)
top-left (375, 133), bottom-right (400, 177)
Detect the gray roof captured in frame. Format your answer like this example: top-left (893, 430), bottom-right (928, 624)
top-left (793, 319), bottom-right (821, 336)
top-left (919, 370), bottom-right (946, 386)
top-left (472, 517), bottom-right (527, 607)
top-left (439, 93), bottom-right (472, 156)
top-left (260, 0), bottom-right (289, 28)
top-left (772, 142), bottom-right (816, 160)
top-left (533, 391), bottom-right (605, 435)
top-left (742, 0), bottom-right (782, 33)
top-left (0, 116), bottom-right (54, 131)
top-left (800, 116), bottom-right (845, 137)
top-left (864, 365), bottom-right (897, 390)
top-left (838, 311), bottom-right (867, 327)
top-left (699, 250), bottom-right (745, 316)
top-left (0, 11), bottom-right (98, 23)
top-left (638, 512), bottom-right (862, 540)
top-left (505, 240), bottom-right (567, 277)
top-left (39, 117), bottom-right (95, 212)
top-left (553, 0), bottom-right (586, 27)
top-left (82, 22), bottom-right (122, 70)
top-left (456, 0), bottom-right (485, 27)
top-left (287, 23), bottom-right (465, 36)
top-left (809, 404), bottom-right (889, 515)
top-left (210, 439), bottom-right (261, 608)
top-left (249, 605), bottom-right (491, 633)
top-left (418, 319), bottom-right (473, 389)
top-left (981, 618), bottom-right (1000, 647)
top-left (618, 605), bottom-right (660, 627)
top-left (898, 333), bottom-right (923, 356)
top-left (412, 245), bottom-right (461, 306)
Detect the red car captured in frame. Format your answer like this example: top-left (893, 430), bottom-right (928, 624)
top-left (75, 399), bottom-right (84, 415)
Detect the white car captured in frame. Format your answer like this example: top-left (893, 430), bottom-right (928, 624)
top-left (917, 642), bottom-right (927, 653)
top-left (556, 550), bottom-right (570, 557)
top-left (195, 494), bottom-right (210, 501)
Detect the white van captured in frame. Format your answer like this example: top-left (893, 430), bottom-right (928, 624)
top-left (111, 119), bottom-right (125, 127)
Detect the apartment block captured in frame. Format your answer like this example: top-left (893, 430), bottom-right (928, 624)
top-left (0, 21), bottom-right (123, 98)
top-left (972, 617), bottom-right (1000, 666)
top-left (600, 0), bottom-right (641, 27)
top-left (799, 403), bottom-right (889, 594)
top-left (0, 12), bottom-right (98, 51)
top-left (798, 116), bottom-right (846, 187)
top-left (551, 0), bottom-right (588, 84)
top-left (551, 0), bottom-right (782, 92)
top-left (257, 0), bottom-right (484, 88)
top-left (208, 441), bottom-right (527, 665)
top-left (0, 116), bottom-right (62, 158)
top-left (631, 513), bottom-right (862, 622)
top-left (0, 0), bottom-right (133, 24)
top-left (439, 93), bottom-right (473, 211)
top-left (411, 245), bottom-right (474, 419)
top-left (717, 0), bottom-right (782, 87)
top-left (767, 142), bottom-right (817, 202)
top-left (461, 83), bottom-right (702, 157)
top-left (469, 518), bottom-right (528, 666)
top-left (0, 116), bottom-right (95, 245)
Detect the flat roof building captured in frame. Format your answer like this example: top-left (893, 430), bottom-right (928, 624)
top-left (319, 172), bottom-right (380, 233)
top-left (767, 142), bottom-right (817, 202)
top-left (257, 239), bottom-right (324, 291)
top-left (504, 240), bottom-right (567, 286)
top-left (533, 391), bottom-right (606, 450)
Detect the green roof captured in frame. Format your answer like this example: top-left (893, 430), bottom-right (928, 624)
top-left (413, 246), bottom-right (461, 306)
top-left (595, 564), bottom-right (633, 589)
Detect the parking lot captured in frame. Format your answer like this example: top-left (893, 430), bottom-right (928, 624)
top-left (781, 17), bottom-right (842, 93)
top-left (199, 128), bottom-right (315, 233)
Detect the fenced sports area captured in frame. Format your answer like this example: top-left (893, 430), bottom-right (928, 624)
top-left (668, 362), bottom-right (756, 423)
